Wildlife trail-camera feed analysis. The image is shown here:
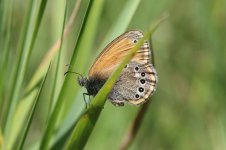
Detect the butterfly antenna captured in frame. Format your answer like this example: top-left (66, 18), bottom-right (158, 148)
top-left (64, 71), bottom-right (84, 78)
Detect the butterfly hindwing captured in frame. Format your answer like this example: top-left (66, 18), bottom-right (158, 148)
top-left (108, 61), bottom-right (157, 106)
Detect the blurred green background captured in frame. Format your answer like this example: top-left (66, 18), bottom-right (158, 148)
top-left (1, 0), bottom-right (226, 149)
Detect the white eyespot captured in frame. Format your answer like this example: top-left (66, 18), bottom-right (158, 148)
top-left (140, 79), bottom-right (146, 84)
top-left (134, 66), bottom-right (139, 72)
top-left (138, 87), bottom-right (145, 93)
top-left (141, 72), bottom-right (146, 77)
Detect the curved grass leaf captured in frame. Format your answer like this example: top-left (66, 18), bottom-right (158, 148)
top-left (49, 1), bottom-right (142, 147)
top-left (8, 88), bottom-right (38, 148)
top-left (49, 0), bottom-right (139, 147)
top-left (0, 0), bottom-right (14, 110)
top-left (61, 0), bottom-right (105, 117)
top-left (17, 64), bottom-right (51, 150)
top-left (3, 0), bottom-right (34, 134)
top-left (40, 0), bottom-right (105, 149)
top-left (47, 0), bottom-right (67, 119)
top-left (25, 0), bottom-right (82, 94)
top-left (3, 0), bottom-right (48, 146)
top-left (64, 15), bottom-right (168, 149)
top-left (4, 0), bottom-right (47, 146)
top-left (8, 1), bottom-right (82, 148)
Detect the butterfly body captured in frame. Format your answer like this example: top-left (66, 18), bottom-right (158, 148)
top-left (78, 75), bottom-right (106, 96)
top-left (78, 30), bottom-right (158, 106)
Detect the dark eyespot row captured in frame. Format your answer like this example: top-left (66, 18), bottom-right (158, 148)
top-left (140, 79), bottom-right (145, 84)
top-left (141, 72), bottom-right (145, 77)
top-left (133, 39), bottom-right (137, 43)
top-left (135, 94), bottom-right (139, 98)
top-left (135, 66), bottom-right (139, 71)
top-left (139, 87), bottom-right (144, 92)
top-left (135, 87), bottom-right (145, 99)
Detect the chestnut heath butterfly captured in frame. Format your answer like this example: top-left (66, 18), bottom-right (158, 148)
top-left (75, 30), bottom-right (158, 106)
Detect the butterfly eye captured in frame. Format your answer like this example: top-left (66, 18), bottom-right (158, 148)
top-left (134, 66), bottom-right (139, 71)
top-left (138, 87), bottom-right (144, 93)
top-left (135, 94), bottom-right (140, 99)
top-left (141, 72), bottom-right (145, 77)
top-left (140, 79), bottom-right (145, 84)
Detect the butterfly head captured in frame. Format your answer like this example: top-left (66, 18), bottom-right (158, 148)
top-left (77, 76), bottom-right (88, 87)
top-left (64, 70), bottom-right (88, 88)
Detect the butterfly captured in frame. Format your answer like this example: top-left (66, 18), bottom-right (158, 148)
top-left (77, 30), bottom-right (158, 106)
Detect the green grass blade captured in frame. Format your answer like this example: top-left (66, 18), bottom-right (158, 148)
top-left (25, 0), bottom-right (82, 94)
top-left (8, 88), bottom-right (38, 148)
top-left (7, 1), bottom-right (81, 146)
top-left (47, 0), bottom-right (67, 119)
top-left (49, 1), bottom-right (140, 145)
top-left (62, 0), bottom-right (105, 116)
top-left (0, 0), bottom-right (13, 69)
top-left (40, 0), bottom-right (105, 149)
top-left (64, 15), bottom-right (167, 149)
top-left (0, 0), bottom-right (14, 116)
top-left (3, 0), bottom-right (48, 144)
top-left (98, 0), bottom-right (141, 51)
top-left (17, 64), bottom-right (51, 150)
top-left (2, 0), bottom-right (34, 142)
top-left (0, 127), bottom-right (3, 149)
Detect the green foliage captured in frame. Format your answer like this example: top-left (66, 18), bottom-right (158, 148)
top-left (0, 0), bottom-right (226, 149)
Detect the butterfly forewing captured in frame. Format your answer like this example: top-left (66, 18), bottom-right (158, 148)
top-left (88, 30), bottom-right (151, 79)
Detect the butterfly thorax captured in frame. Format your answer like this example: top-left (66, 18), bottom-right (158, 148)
top-left (78, 75), bottom-right (106, 96)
